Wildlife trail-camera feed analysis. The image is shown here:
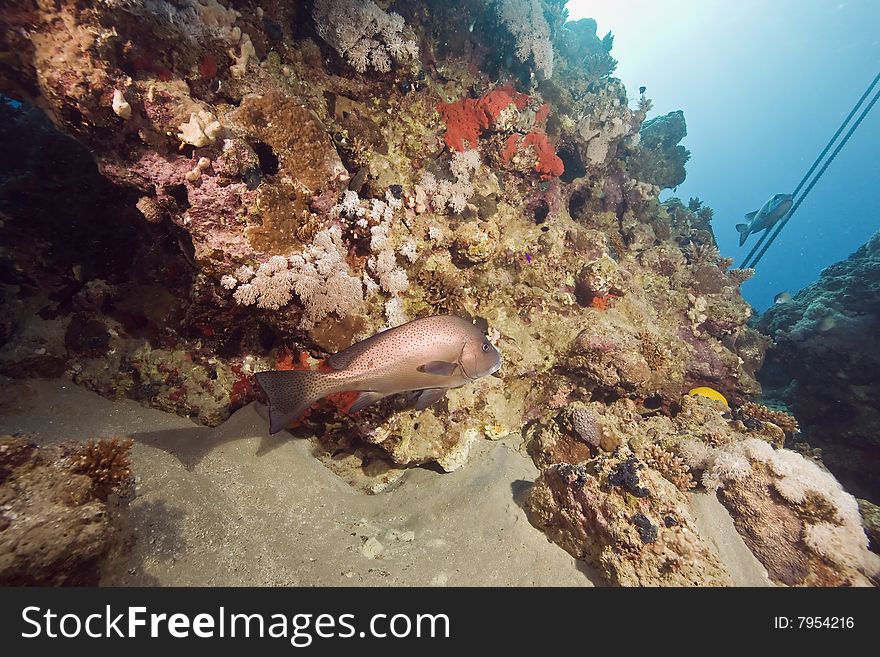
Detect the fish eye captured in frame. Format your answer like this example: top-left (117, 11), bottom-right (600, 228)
top-left (482, 343), bottom-right (490, 352)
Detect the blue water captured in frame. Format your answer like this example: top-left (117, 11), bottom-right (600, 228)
top-left (567, 0), bottom-right (880, 311)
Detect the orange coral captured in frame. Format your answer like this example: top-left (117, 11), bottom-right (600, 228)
top-left (535, 103), bottom-right (551, 125)
top-left (521, 132), bottom-right (563, 179)
top-left (590, 293), bottom-right (619, 310)
top-left (502, 131), bottom-right (564, 179)
top-left (502, 133), bottom-right (521, 161)
top-left (436, 82), bottom-right (531, 151)
top-left (275, 349), bottom-right (313, 371)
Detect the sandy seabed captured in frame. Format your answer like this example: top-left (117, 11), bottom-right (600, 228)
top-left (0, 378), bottom-right (771, 586)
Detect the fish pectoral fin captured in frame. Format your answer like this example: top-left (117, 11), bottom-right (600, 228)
top-left (348, 391), bottom-right (388, 414)
top-left (414, 388), bottom-right (447, 411)
top-left (417, 360), bottom-right (459, 376)
top-left (744, 210), bottom-right (758, 220)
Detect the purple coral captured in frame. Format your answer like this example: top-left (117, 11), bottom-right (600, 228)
top-left (602, 174), bottom-right (624, 213)
top-left (580, 333), bottom-right (618, 354)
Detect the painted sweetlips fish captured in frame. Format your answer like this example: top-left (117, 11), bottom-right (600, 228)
top-left (736, 192), bottom-right (793, 246)
top-left (255, 315), bottom-right (502, 434)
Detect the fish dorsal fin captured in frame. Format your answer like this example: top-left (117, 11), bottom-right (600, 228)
top-left (326, 350), bottom-right (354, 370)
top-left (744, 210), bottom-right (758, 220)
top-left (415, 388), bottom-right (447, 410)
top-left (417, 361), bottom-right (459, 376)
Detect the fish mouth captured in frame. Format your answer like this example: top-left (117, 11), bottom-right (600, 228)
top-left (460, 359), bottom-right (500, 380)
top-left (459, 360), bottom-right (478, 380)
top-left (470, 357), bottom-right (502, 380)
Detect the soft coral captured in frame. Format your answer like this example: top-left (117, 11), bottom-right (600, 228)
top-left (502, 131), bottom-right (564, 179)
top-left (436, 83), bottom-right (530, 151)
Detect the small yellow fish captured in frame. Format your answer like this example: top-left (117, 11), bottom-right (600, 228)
top-left (688, 386), bottom-right (728, 407)
top-left (256, 315), bottom-right (502, 434)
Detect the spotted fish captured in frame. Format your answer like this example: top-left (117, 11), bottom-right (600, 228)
top-left (255, 315), bottom-right (502, 434)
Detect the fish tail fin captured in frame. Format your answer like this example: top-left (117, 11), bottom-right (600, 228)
top-left (736, 223), bottom-right (750, 246)
top-left (254, 370), bottom-right (333, 434)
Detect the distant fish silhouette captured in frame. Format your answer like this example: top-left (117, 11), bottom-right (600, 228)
top-left (736, 193), bottom-right (793, 246)
top-left (773, 291), bottom-right (792, 305)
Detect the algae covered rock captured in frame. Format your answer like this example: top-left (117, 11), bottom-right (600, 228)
top-left (0, 435), bottom-right (134, 585)
top-left (453, 219), bottom-right (500, 264)
top-left (524, 394), bottom-right (877, 587)
top-left (525, 454), bottom-right (733, 586)
top-left (758, 230), bottom-right (880, 501)
top-left (625, 110), bottom-right (690, 189)
top-left (575, 255), bottom-right (627, 301)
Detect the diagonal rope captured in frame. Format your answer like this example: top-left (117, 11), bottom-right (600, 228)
top-left (740, 70), bottom-right (880, 270)
top-left (742, 84), bottom-right (880, 270)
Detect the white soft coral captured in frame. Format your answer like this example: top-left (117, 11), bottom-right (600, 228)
top-left (496, 0), bottom-right (554, 78)
top-left (228, 228), bottom-right (364, 328)
top-left (312, 0), bottom-right (417, 73)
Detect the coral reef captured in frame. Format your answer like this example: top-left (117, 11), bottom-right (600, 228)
top-left (526, 394), bottom-right (878, 586)
top-left (0, 435), bottom-right (134, 585)
top-left (0, 1), bottom-right (873, 586)
top-left (526, 456), bottom-right (733, 586)
top-left (624, 110), bottom-right (690, 189)
top-left (758, 231), bottom-right (880, 502)
top-left (0, 0), bottom-right (759, 469)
